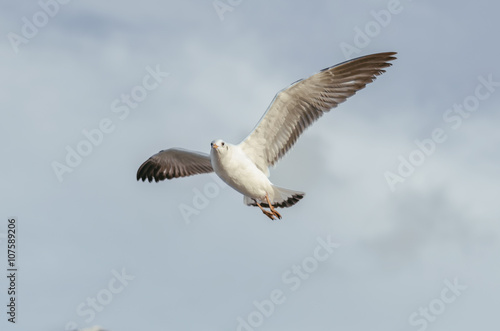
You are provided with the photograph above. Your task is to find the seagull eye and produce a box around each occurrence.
[221,142,225,146]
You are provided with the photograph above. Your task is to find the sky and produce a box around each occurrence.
[1,0,499,330]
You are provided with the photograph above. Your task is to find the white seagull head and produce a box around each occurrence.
[210,139,228,152]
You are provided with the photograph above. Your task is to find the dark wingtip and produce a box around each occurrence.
[136,160,153,182]
[136,165,145,181]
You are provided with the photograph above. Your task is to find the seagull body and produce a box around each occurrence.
[208,139,300,219]
[210,140,272,200]
[137,52,397,220]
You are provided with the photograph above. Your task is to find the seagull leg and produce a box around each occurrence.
[256,201,276,220]
[265,194,282,219]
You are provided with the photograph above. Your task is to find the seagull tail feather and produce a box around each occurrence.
[270,186,305,208]
[244,186,305,208]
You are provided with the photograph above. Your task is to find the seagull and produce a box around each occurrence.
[137,52,397,220]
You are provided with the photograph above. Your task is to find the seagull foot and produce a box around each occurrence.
[271,209,282,219]
[256,201,276,220]
[262,209,276,220]
[265,194,282,220]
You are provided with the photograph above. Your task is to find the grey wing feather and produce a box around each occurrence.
[137,148,213,182]
[239,52,397,173]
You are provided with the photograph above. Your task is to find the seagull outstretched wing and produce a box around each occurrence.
[137,148,213,182]
[239,52,397,174]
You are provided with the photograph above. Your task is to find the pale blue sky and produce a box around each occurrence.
[1,1,499,330]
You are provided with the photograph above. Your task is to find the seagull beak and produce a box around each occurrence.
[212,143,219,149]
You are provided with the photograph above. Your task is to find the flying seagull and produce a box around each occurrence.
[137,52,397,220]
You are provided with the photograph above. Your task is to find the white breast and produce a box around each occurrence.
[210,144,273,200]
